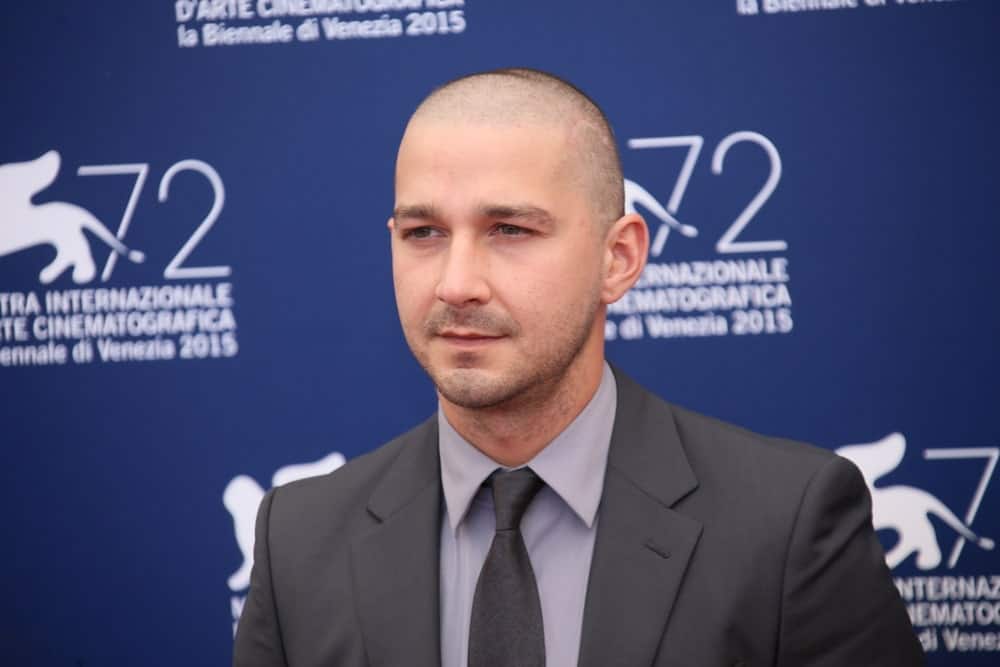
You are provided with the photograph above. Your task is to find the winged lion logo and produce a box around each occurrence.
[0,150,145,283]
[837,433,994,570]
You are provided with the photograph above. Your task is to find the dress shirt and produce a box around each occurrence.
[438,363,617,667]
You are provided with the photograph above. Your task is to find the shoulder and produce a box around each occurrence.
[265,416,436,536]
[672,399,865,511]
[670,401,838,477]
[613,367,861,509]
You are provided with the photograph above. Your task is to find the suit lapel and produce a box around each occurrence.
[351,418,442,667]
[578,370,703,667]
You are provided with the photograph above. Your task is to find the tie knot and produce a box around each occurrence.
[489,467,544,531]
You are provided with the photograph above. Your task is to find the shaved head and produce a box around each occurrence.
[390,67,650,433]
[401,68,624,226]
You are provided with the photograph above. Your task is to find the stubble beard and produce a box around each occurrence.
[414,294,602,411]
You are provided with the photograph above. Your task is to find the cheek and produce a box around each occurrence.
[502,248,601,322]
[394,281,424,319]
[392,258,427,319]
[546,240,604,293]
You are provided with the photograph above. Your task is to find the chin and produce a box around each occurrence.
[433,367,521,410]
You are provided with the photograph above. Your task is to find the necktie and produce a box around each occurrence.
[468,467,546,667]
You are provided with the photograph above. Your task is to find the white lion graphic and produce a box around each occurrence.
[837,433,994,570]
[0,150,145,283]
[223,451,346,592]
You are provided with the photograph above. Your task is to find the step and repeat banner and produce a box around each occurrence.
[2,2,998,665]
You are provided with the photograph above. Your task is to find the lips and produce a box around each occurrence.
[424,307,518,340]
[437,329,505,346]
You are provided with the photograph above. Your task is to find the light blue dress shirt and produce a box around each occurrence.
[438,363,617,667]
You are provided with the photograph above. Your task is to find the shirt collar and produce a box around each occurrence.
[438,362,617,532]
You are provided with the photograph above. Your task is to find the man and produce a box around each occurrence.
[234,68,923,666]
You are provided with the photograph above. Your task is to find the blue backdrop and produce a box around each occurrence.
[2,1,998,664]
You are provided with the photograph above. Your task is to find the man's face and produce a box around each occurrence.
[391,119,607,410]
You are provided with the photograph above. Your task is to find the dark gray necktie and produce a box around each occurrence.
[468,467,546,667]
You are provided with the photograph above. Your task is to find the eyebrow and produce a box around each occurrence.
[478,204,555,228]
[392,203,556,227]
[392,204,439,221]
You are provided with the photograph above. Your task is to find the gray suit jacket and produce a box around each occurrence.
[234,369,924,666]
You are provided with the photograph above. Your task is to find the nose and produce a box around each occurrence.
[434,237,491,306]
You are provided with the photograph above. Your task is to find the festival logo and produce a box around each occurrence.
[0,150,146,284]
[172,0,470,49]
[0,150,238,367]
[612,131,792,342]
[839,433,995,570]
[224,451,347,634]
[838,434,1000,655]
[735,0,970,18]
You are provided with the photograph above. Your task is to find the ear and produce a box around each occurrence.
[601,212,648,304]
[387,217,395,232]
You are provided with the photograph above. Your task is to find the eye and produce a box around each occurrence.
[400,226,441,240]
[493,223,530,237]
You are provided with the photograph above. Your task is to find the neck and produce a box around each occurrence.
[440,343,605,468]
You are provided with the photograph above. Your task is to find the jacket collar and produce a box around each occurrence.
[351,417,443,667]
[577,367,702,667]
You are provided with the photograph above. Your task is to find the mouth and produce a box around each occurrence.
[437,330,506,347]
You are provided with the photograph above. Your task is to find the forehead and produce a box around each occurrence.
[395,120,579,207]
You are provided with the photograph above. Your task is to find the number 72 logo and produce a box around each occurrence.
[625,131,786,257]
[77,159,230,281]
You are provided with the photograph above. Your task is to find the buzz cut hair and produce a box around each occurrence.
[409,67,625,226]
